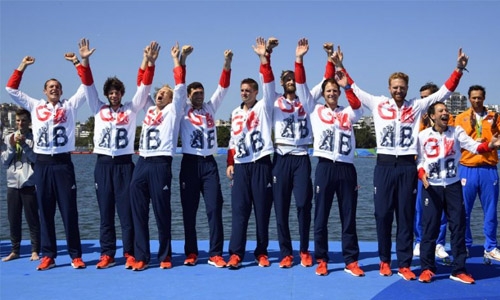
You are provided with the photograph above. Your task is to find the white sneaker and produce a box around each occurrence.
[413,243,420,257]
[435,244,449,259]
[484,248,500,262]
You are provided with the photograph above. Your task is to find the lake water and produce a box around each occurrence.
[0,154,496,246]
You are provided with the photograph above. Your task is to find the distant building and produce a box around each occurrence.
[444,92,468,115]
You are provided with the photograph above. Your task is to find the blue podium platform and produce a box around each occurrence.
[1,240,499,300]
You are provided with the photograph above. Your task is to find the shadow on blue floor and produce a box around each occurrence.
[1,241,499,300]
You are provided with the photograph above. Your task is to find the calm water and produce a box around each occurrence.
[0,154,496,246]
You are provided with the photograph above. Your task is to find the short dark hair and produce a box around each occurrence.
[187,82,204,96]
[321,77,340,95]
[427,102,447,117]
[103,77,125,97]
[44,78,62,90]
[419,82,439,94]
[468,85,486,98]
[240,78,258,91]
[280,70,294,80]
[16,108,31,122]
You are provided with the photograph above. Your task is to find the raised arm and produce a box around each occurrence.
[254,37,275,110]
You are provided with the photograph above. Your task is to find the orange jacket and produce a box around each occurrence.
[454,108,499,166]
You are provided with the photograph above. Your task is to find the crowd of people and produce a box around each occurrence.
[3,37,500,285]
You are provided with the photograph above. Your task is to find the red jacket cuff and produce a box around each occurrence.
[173,66,186,85]
[77,65,94,86]
[143,65,155,85]
[6,69,23,89]
[227,148,235,166]
[324,61,335,79]
[444,70,462,92]
[294,62,306,84]
[345,88,361,109]
[476,141,490,153]
[219,69,231,88]
[418,168,426,180]
[260,63,274,83]
[137,68,145,86]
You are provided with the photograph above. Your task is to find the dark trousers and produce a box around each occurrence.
[94,154,135,257]
[228,155,273,259]
[179,154,224,257]
[373,155,417,268]
[35,154,82,259]
[420,181,467,276]
[272,153,312,257]
[6,186,40,254]
[130,156,172,263]
[314,158,359,264]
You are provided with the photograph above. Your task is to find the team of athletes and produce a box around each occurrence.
[4,37,500,285]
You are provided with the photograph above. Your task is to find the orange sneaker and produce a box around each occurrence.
[96,254,115,269]
[160,256,172,269]
[255,254,270,267]
[344,261,365,277]
[184,253,198,266]
[71,257,86,269]
[124,253,135,269]
[379,261,392,276]
[315,260,328,276]
[226,254,242,269]
[450,273,475,284]
[398,267,416,281]
[300,251,313,267]
[36,256,55,271]
[279,255,294,268]
[132,260,148,271]
[419,269,435,283]
[208,255,226,268]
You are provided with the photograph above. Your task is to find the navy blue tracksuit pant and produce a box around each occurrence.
[228,155,273,259]
[130,156,172,264]
[373,154,417,268]
[94,154,134,258]
[272,153,312,258]
[35,153,82,259]
[314,158,359,264]
[420,181,468,276]
[179,154,224,257]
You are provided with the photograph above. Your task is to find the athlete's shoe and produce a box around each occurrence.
[160,256,172,269]
[124,253,135,269]
[36,256,55,271]
[226,254,242,269]
[315,260,328,276]
[344,261,365,277]
[398,267,416,281]
[132,260,148,271]
[484,248,500,262]
[96,254,115,269]
[300,251,313,267]
[279,255,294,268]
[419,269,435,283]
[413,243,420,257]
[379,261,392,276]
[255,254,270,267]
[435,244,450,259]
[450,273,475,284]
[71,257,86,269]
[208,256,226,268]
[184,253,198,266]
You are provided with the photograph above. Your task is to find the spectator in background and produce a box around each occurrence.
[454,85,500,263]
[1,108,40,262]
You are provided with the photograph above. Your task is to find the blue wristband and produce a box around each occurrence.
[343,84,351,90]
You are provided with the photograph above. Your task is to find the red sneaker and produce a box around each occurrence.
[344,261,365,277]
[124,253,135,270]
[226,254,242,269]
[398,267,416,281]
[36,256,56,271]
[160,256,172,269]
[315,260,328,276]
[419,269,435,283]
[379,261,392,276]
[450,273,475,284]
[96,254,115,269]
[279,255,294,268]
[71,257,86,269]
[300,251,313,267]
[208,255,226,268]
[184,253,198,266]
[255,254,270,267]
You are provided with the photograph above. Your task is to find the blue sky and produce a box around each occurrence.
[2,0,499,123]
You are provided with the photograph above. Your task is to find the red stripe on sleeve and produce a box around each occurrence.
[6,70,23,89]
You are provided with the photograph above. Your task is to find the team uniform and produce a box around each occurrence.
[296,62,363,268]
[455,109,500,257]
[6,69,86,265]
[417,125,491,278]
[227,62,275,263]
[75,64,154,264]
[414,115,455,257]
[179,68,230,261]
[350,69,463,269]
[271,61,334,263]
[1,130,40,258]
[130,65,186,268]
